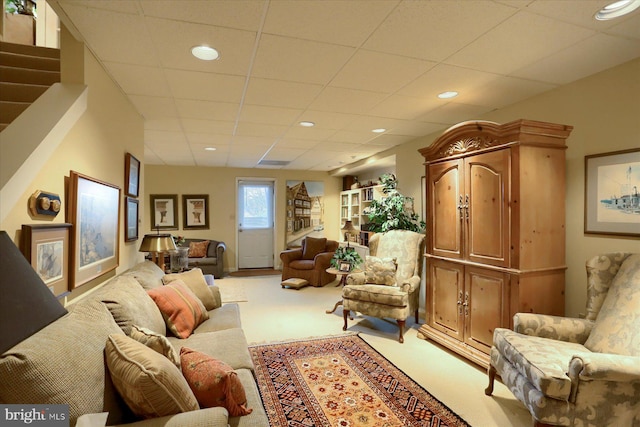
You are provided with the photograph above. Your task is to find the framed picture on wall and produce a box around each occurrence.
[124,153,140,197]
[150,194,178,230]
[67,171,120,288]
[584,148,639,237]
[125,197,139,242]
[182,194,209,229]
[21,223,72,297]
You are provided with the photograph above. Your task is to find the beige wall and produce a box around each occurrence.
[394,57,640,317]
[144,165,342,271]
[0,37,144,301]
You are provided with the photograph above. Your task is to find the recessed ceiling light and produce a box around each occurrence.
[204,147,217,151]
[191,45,219,61]
[595,0,640,20]
[438,91,458,99]
[372,128,386,133]
[299,121,315,127]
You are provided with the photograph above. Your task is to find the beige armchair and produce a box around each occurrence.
[485,253,640,427]
[342,230,425,343]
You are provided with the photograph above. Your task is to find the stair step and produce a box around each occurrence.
[0,51,60,72]
[0,65,60,85]
[0,82,49,102]
[0,41,60,59]
[0,100,30,123]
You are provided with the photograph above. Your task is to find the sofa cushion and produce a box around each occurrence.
[342,283,408,308]
[189,240,209,258]
[364,256,397,285]
[180,347,252,416]
[302,237,326,260]
[129,325,180,368]
[289,259,315,270]
[96,274,166,336]
[584,254,640,356]
[147,281,209,338]
[163,268,217,310]
[105,334,199,419]
[121,260,165,290]
[0,300,130,427]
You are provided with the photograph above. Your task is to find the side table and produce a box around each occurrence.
[325,268,361,315]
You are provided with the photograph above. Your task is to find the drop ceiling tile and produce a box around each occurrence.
[226,157,261,168]
[262,147,307,161]
[60,0,140,14]
[143,147,163,165]
[281,126,336,141]
[180,119,236,134]
[309,87,387,115]
[145,118,182,132]
[330,50,435,93]
[140,0,265,31]
[251,34,355,84]
[153,151,196,166]
[318,142,362,152]
[368,94,442,120]
[144,130,187,146]
[175,100,239,121]
[244,78,323,109]
[239,105,303,126]
[366,134,413,147]
[446,11,596,75]
[398,64,498,101]
[129,95,178,119]
[296,110,360,129]
[363,0,517,61]
[164,69,246,102]
[328,130,377,144]
[605,13,640,39]
[103,63,171,97]
[196,156,230,167]
[275,138,321,149]
[231,136,275,147]
[463,76,556,109]
[525,0,623,30]
[263,0,396,47]
[387,120,445,137]
[343,116,404,133]
[146,17,256,76]
[235,122,288,138]
[186,133,233,146]
[416,102,498,125]
[511,33,640,85]
[57,3,158,66]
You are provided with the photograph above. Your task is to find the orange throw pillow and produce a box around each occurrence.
[188,240,210,258]
[180,347,252,417]
[147,281,209,338]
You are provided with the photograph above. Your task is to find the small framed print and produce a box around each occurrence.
[183,194,209,229]
[339,261,352,273]
[125,153,140,197]
[584,148,639,237]
[125,197,139,242]
[150,194,178,230]
[21,223,72,297]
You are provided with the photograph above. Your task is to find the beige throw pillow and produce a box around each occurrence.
[105,334,199,419]
[365,256,397,286]
[129,325,180,368]
[163,268,216,310]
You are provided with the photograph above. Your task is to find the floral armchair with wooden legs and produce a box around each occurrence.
[485,252,640,427]
[342,230,425,343]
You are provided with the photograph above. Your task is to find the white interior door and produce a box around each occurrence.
[237,180,275,269]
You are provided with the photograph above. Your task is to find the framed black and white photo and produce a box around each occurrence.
[584,148,639,237]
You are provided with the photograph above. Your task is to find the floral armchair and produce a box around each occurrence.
[342,230,425,343]
[485,253,640,427]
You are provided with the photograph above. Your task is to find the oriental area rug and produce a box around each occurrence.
[249,334,471,427]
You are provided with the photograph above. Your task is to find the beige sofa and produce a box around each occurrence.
[0,261,267,427]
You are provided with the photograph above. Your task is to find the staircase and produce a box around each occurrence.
[0,41,61,132]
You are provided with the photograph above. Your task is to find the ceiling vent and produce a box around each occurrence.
[258,160,290,166]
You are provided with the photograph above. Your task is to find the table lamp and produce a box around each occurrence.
[341,220,357,247]
[139,228,176,272]
[0,230,68,354]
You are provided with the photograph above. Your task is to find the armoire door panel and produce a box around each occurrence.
[465,150,510,267]
[429,160,463,259]
[465,267,508,353]
[428,259,464,341]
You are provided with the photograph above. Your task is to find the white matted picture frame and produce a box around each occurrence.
[183,194,209,229]
[67,171,121,288]
[21,223,72,297]
[584,148,640,237]
[124,152,140,197]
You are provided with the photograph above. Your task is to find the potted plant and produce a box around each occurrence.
[330,246,363,272]
[363,174,425,233]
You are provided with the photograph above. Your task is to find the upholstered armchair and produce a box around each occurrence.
[280,236,339,287]
[485,253,640,427]
[342,230,425,343]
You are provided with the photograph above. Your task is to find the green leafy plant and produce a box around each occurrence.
[330,246,363,270]
[364,173,425,233]
[5,0,35,16]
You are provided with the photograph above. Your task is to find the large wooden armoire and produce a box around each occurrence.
[417,119,573,368]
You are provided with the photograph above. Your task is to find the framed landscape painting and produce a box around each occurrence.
[584,148,640,237]
[21,223,72,297]
[67,171,120,288]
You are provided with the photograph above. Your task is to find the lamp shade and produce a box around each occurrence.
[341,220,356,234]
[0,230,68,354]
[138,234,177,253]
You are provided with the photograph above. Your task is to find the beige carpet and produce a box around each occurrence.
[228,268,282,277]
[215,276,249,303]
